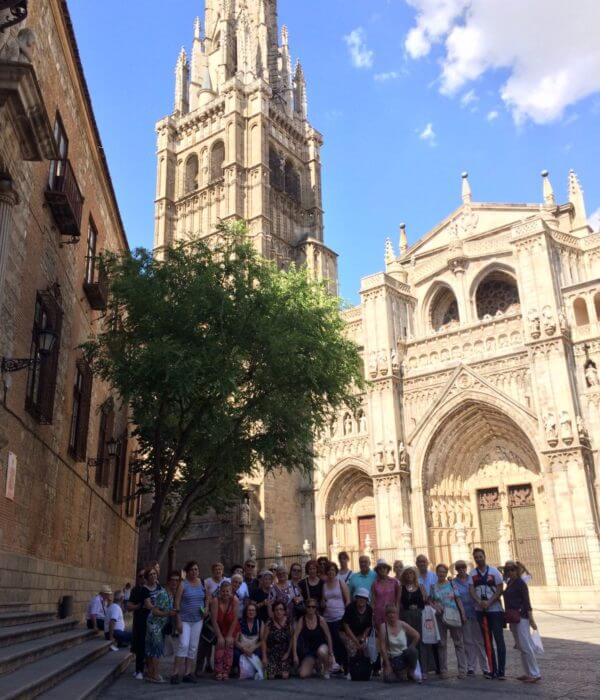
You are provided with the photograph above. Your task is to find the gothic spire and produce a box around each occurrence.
[294,60,307,119]
[568,169,587,232]
[385,237,395,265]
[174,47,189,116]
[541,170,555,207]
[461,171,472,204]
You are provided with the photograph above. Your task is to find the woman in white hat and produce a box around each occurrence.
[340,588,373,662]
[372,559,400,628]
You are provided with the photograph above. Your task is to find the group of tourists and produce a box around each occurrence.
[86,547,542,685]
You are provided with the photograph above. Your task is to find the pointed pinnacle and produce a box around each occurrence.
[541,170,555,206]
[461,171,472,204]
[399,223,408,254]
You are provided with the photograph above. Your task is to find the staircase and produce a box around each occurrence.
[0,604,131,699]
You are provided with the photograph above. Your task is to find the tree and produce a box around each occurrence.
[83,222,363,562]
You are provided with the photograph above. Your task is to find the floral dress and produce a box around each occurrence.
[264,619,291,679]
[145,588,173,658]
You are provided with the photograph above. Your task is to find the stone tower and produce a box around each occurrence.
[154,0,337,565]
[154,0,337,290]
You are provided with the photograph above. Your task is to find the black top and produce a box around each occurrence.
[502,577,532,619]
[401,585,425,610]
[129,584,163,625]
[299,577,324,603]
[299,617,327,654]
[342,601,373,636]
[252,588,272,623]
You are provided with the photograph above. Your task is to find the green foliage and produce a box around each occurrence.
[83,222,363,559]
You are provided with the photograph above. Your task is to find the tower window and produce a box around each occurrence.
[210,141,225,182]
[284,160,301,203]
[270,147,284,191]
[185,154,199,193]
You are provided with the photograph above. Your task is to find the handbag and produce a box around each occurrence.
[504,608,521,624]
[530,629,544,655]
[239,653,264,680]
[442,605,463,628]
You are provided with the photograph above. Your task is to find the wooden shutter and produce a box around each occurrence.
[37,290,63,424]
[74,360,93,460]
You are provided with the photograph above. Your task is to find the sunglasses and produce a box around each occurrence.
[306,604,317,609]
[505,566,516,572]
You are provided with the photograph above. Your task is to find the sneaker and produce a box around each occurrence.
[467,670,475,676]
[170,675,180,685]
[323,672,330,680]
[134,672,144,681]
[346,673,352,681]
[110,644,119,652]
[483,671,494,679]
[182,674,197,683]
[497,674,506,680]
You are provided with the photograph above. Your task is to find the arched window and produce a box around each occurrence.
[475,271,520,319]
[594,292,600,322]
[210,140,225,182]
[574,297,590,326]
[184,154,198,194]
[284,160,301,203]
[430,286,460,332]
[269,147,284,191]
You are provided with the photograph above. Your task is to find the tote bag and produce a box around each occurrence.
[421,605,441,643]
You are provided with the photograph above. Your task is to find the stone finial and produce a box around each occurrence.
[541,169,555,207]
[174,47,189,115]
[568,169,588,231]
[294,60,308,118]
[281,25,289,47]
[461,171,472,204]
[399,223,408,254]
[385,237,395,265]
[194,16,202,40]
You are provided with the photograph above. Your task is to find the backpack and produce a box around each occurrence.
[349,652,372,681]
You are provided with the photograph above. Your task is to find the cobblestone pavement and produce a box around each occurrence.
[102,610,600,699]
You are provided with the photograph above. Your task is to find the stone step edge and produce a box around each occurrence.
[38,649,132,700]
[0,639,110,700]
[0,628,95,677]
[0,618,78,648]
[0,612,56,628]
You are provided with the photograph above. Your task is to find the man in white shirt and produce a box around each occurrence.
[106,590,132,650]
[86,585,111,631]
[469,547,505,679]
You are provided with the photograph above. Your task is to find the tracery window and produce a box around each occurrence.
[284,160,301,203]
[475,272,520,319]
[430,286,460,332]
[269,147,284,191]
[184,154,199,193]
[210,141,225,182]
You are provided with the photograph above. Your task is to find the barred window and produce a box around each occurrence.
[68,360,93,460]
[84,218,97,284]
[25,291,63,424]
[95,398,114,487]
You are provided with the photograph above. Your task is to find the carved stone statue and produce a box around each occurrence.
[398,441,408,468]
[378,349,388,376]
[559,410,573,443]
[558,309,568,333]
[386,440,395,469]
[343,413,353,435]
[249,543,257,560]
[585,363,600,387]
[374,443,385,472]
[368,351,378,378]
[528,309,541,339]
[390,347,400,373]
[239,499,250,527]
[359,411,367,433]
[0,27,35,63]
[544,412,557,443]
[542,306,556,336]
[576,415,588,441]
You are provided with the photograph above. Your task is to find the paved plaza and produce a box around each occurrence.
[103,610,600,699]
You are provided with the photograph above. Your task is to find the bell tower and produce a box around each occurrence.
[154,0,337,290]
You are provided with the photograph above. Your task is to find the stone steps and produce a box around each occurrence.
[0,627,95,676]
[0,618,78,648]
[0,611,56,628]
[0,637,112,700]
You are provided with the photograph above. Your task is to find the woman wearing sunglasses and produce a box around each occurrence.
[502,560,541,683]
[292,598,334,679]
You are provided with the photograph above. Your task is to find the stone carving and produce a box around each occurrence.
[374,443,385,473]
[249,543,257,560]
[528,309,541,339]
[368,351,378,378]
[390,347,400,373]
[0,18,35,62]
[398,441,408,469]
[576,415,588,442]
[559,411,573,445]
[358,410,367,433]
[585,362,599,387]
[542,306,556,336]
[239,498,250,527]
[343,413,353,435]
[544,412,558,446]
[378,349,388,376]
[386,440,395,470]
[558,309,568,333]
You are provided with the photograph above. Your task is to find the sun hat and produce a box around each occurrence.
[100,585,113,595]
[375,559,391,572]
[354,587,370,600]
[259,569,274,578]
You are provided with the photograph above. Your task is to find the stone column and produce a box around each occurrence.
[0,175,18,305]
[399,523,414,565]
[584,521,600,586]
[538,520,558,586]
[451,521,470,565]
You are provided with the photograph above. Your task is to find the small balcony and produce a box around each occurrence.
[83,258,108,310]
[45,159,84,238]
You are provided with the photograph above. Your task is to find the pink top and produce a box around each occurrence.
[373,577,400,625]
[322,579,346,622]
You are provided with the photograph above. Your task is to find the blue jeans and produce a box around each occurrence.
[476,611,506,676]
[108,629,132,646]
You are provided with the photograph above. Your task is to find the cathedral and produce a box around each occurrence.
[155,0,600,608]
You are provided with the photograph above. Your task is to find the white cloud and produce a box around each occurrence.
[344,27,374,69]
[486,110,499,122]
[589,208,600,231]
[419,122,437,146]
[404,0,600,125]
[460,88,478,108]
[374,71,401,82]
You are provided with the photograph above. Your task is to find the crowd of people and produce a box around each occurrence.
[85,547,542,685]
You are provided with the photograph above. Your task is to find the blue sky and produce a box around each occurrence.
[70,0,600,304]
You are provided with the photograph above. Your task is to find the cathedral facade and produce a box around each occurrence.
[155,2,600,607]
[314,172,600,608]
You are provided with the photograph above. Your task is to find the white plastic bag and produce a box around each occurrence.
[422,605,441,644]
[530,629,544,655]
[239,653,264,680]
[366,628,379,663]
[412,660,423,681]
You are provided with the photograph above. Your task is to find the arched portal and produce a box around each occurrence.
[422,400,546,583]
[325,467,375,559]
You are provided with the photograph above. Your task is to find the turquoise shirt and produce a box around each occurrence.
[348,569,377,599]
